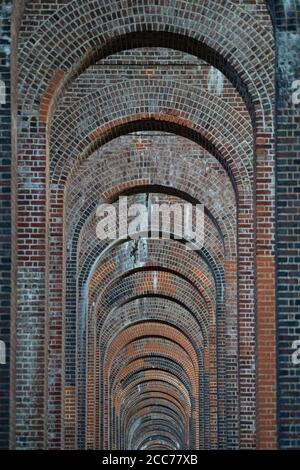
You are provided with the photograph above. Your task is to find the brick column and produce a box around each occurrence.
[15,124,48,448]
[0,0,12,450]
[256,132,277,449]
[224,258,239,448]
[47,188,64,448]
[273,0,300,449]
[238,193,256,448]
[86,306,96,449]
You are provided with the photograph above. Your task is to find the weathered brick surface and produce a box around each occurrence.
[269,0,300,450]
[2,0,298,451]
[0,0,12,450]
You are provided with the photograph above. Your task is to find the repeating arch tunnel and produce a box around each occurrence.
[8,0,287,450]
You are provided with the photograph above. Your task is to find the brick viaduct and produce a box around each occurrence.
[0,0,299,450]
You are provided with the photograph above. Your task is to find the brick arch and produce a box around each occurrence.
[80,232,220,359]
[120,390,191,446]
[49,96,262,452]
[77,202,225,280]
[136,428,181,451]
[100,369,194,451]
[111,346,196,440]
[67,167,230,416]
[98,297,206,354]
[44,82,253,450]
[101,322,201,449]
[116,378,192,417]
[112,367,204,450]
[117,374,191,412]
[18,0,274,119]
[85,239,234,448]
[119,388,190,430]
[65,155,236,448]
[88,255,214,436]
[94,296,213,357]
[91,297,207,448]
[12,0,277,451]
[48,89,250,448]
[50,81,253,185]
[96,270,211,334]
[88,240,216,317]
[93,297,214,449]
[111,368,192,446]
[74,189,228,305]
[124,403,187,450]
[65,139,236,257]
[73,212,232,448]
[87,239,220,334]
[120,392,189,446]
[63,119,246,193]
[45,110,248,452]
[63,176,220,448]
[117,376,192,415]
[132,420,184,451]
[108,339,198,447]
[74,185,228,266]
[54,104,244,454]
[109,340,198,386]
[0,1,282,452]
[78,199,224,294]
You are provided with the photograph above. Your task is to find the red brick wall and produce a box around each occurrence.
[0,0,283,450]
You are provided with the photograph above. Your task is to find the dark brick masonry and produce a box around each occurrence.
[0,0,299,450]
[0,0,11,450]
